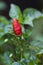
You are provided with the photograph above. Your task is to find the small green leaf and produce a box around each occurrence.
[12,62,20,65]
[0,16,8,25]
[9,4,23,23]
[28,60,35,65]
[4,24,13,34]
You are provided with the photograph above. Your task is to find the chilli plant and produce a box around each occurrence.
[0,3,43,65]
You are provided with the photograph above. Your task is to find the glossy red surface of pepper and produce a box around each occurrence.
[12,18,22,35]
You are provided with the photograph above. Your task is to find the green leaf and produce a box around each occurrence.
[9,4,23,23]
[23,8,43,26]
[36,49,43,64]
[20,59,29,65]
[0,16,9,38]
[0,52,13,65]
[30,41,43,50]
[0,16,13,38]
[22,24,33,39]
[28,60,35,65]
[12,62,20,65]
[30,17,43,53]
[0,16,8,25]
[32,16,43,42]
[36,49,43,55]
[4,24,13,34]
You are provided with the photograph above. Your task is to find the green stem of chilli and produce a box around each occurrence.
[19,36,23,59]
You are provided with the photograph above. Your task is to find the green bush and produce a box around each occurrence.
[0,3,43,65]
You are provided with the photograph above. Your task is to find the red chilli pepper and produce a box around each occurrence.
[12,18,22,35]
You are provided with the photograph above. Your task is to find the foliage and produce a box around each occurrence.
[0,3,43,65]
